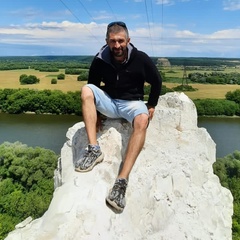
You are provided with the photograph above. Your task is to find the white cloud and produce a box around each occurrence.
[1,20,240,57]
[155,0,175,5]
[223,0,240,10]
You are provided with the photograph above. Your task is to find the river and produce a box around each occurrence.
[0,113,80,155]
[0,113,239,158]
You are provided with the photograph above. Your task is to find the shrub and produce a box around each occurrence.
[57,73,65,80]
[19,74,40,85]
[51,78,57,84]
[77,70,89,81]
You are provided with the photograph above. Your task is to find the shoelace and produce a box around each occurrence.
[114,180,127,197]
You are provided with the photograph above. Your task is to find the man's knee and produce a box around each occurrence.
[133,114,149,130]
[81,85,94,101]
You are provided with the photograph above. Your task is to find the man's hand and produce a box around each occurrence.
[147,104,155,120]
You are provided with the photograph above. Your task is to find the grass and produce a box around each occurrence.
[1,68,240,100]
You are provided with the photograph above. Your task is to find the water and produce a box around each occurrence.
[0,113,80,154]
[198,116,240,158]
[0,113,240,157]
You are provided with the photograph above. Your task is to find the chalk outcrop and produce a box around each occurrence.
[6,92,233,240]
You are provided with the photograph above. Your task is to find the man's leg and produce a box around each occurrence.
[75,85,103,172]
[118,113,149,179]
[81,85,98,145]
[106,113,149,212]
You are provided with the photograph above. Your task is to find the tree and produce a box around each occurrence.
[226,89,240,104]
[77,70,89,81]
[213,151,240,240]
[0,142,58,239]
[51,78,57,84]
[57,73,65,80]
[19,74,40,85]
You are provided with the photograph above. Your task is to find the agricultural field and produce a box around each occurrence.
[0,69,85,93]
[1,65,240,100]
[161,65,240,99]
[165,82,240,99]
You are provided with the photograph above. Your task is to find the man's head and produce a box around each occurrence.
[106,21,130,60]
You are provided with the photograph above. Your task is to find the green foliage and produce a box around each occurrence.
[0,56,93,71]
[213,151,240,240]
[19,74,40,85]
[188,72,240,85]
[194,99,239,116]
[194,89,240,116]
[65,68,89,75]
[172,85,197,92]
[77,70,89,81]
[0,214,19,239]
[0,142,58,239]
[57,73,65,80]
[226,89,240,104]
[167,57,240,67]
[51,78,57,84]
[0,88,81,115]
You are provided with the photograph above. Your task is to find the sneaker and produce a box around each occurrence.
[106,178,128,213]
[75,145,104,172]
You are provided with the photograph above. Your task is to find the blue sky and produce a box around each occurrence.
[1,0,240,57]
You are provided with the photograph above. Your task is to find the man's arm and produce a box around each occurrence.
[88,57,102,87]
[145,56,162,107]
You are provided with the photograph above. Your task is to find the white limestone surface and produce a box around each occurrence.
[5,92,233,240]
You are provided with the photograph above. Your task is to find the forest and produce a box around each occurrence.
[0,142,58,239]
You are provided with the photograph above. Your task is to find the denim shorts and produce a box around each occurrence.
[87,84,149,123]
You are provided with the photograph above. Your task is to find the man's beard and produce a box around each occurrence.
[112,47,126,58]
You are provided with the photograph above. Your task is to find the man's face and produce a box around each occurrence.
[107,31,130,58]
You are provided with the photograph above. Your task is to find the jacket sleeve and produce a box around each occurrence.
[144,54,162,107]
[88,57,102,87]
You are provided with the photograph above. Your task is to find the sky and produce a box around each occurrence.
[1,0,240,58]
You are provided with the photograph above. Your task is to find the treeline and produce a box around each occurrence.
[194,99,240,116]
[189,72,240,85]
[0,85,167,115]
[0,56,92,71]
[0,142,58,239]
[168,57,240,67]
[213,151,240,240]
[1,56,240,71]
[0,89,81,115]
[193,89,240,116]
[1,88,240,116]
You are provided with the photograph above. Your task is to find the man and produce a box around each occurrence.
[75,21,162,213]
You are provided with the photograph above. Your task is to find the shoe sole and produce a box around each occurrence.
[75,152,104,172]
[106,195,124,213]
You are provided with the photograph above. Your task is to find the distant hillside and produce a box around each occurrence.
[0,56,240,69]
[166,57,240,67]
[0,55,94,63]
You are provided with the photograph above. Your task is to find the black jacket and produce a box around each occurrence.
[88,43,162,107]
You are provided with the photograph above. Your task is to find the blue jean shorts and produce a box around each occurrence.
[87,84,149,124]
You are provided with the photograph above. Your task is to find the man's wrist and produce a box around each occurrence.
[146,103,155,108]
